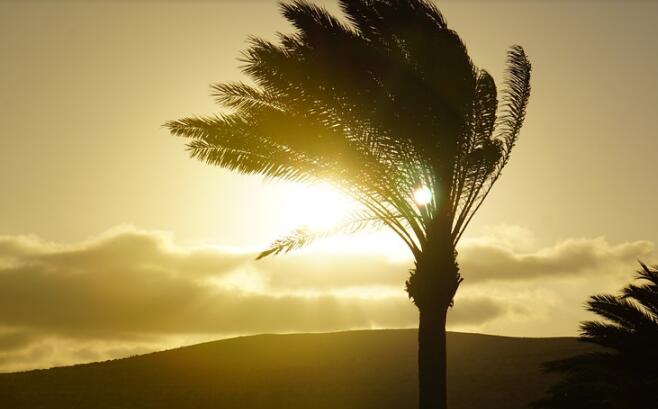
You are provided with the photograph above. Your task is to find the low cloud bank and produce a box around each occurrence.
[0,226,653,371]
[460,236,653,283]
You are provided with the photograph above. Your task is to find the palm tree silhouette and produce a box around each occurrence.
[166,1,531,408]
[533,263,658,409]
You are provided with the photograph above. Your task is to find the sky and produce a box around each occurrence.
[1,0,657,372]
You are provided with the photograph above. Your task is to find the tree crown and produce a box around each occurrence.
[166,0,531,260]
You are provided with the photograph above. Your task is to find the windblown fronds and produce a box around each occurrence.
[166,0,532,260]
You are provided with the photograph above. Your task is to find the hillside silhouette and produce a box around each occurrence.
[0,330,592,409]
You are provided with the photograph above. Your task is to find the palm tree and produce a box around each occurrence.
[533,263,658,409]
[166,1,531,408]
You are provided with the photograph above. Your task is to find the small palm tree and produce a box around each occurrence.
[166,1,531,408]
[533,263,658,409]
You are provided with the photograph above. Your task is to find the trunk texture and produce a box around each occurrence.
[406,182,461,409]
[418,305,449,409]
[406,224,461,409]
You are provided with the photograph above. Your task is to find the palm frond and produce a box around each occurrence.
[452,46,531,244]
[210,82,283,112]
[586,294,657,332]
[617,262,658,325]
[495,45,532,161]
[281,0,354,39]
[257,208,395,259]
[579,320,635,350]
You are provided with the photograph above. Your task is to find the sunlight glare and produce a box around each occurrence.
[283,184,356,231]
[414,186,432,206]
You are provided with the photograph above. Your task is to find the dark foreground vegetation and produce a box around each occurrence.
[0,330,592,409]
[533,264,658,409]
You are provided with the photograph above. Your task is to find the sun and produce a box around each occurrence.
[275,182,410,259]
[414,186,433,206]
[282,183,356,231]
[280,184,433,232]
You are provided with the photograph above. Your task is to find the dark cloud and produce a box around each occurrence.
[449,297,505,326]
[0,343,54,368]
[0,329,39,352]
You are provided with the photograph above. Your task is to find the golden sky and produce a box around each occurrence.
[1,0,657,371]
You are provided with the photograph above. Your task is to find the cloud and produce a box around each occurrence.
[0,227,508,371]
[0,225,654,372]
[0,227,501,337]
[257,253,407,290]
[0,227,249,277]
[459,237,654,283]
[0,329,39,352]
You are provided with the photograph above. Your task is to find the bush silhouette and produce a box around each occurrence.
[532,263,658,409]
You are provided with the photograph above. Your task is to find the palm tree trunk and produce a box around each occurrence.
[407,212,460,409]
[407,238,459,409]
[418,305,449,409]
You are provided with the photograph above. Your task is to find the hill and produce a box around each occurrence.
[0,329,592,409]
